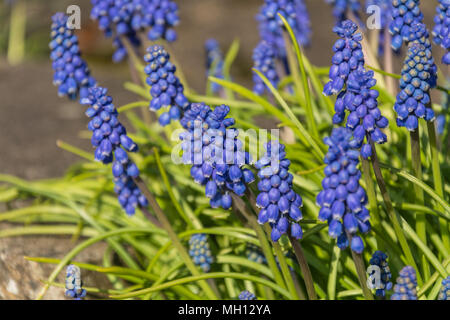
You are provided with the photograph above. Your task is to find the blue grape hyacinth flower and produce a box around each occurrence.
[390,266,418,300]
[205,39,225,94]
[252,41,279,95]
[144,45,190,126]
[389,0,424,51]
[238,290,257,300]
[325,0,362,26]
[65,265,87,300]
[394,43,436,131]
[50,13,97,102]
[189,234,213,272]
[433,0,450,65]
[438,276,450,300]
[180,103,254,209]
[90,0,180,62]
[246,244,267,265]
[316,128,370,254]
[83,87,138,164]
[323,20,365,96]
[255,141,304,242]
[368,251,393,297]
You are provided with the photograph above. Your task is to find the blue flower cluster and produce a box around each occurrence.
[180,103,254,209]
[316,128,370,254]
[50,13,97,102]
[84,87,138,163]
[83,87,147,215]
[368,251,393,297]
[324,20,387,158]
[390,266,418,300]
[438,276,450,300]
[238,290,257,300]
[65,265,87,300]
[394,43,436,131]
[189,234,213,272]
[433,0,450,65]
[252,41,279,95]
[205,39,225,94]
[325,0,362,25]
[323,20,364,96]
[389,0,424,51]
[246,244,267,265]
[365,0,393,55]
[252,0,311,94]
[255,141,304,242]
[144,45,190,126]
[90,0,180,62]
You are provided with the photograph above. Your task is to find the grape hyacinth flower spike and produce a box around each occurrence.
[432,0,450,65]
[438,276,450,300]
[65,265,87,300]
[394,43,436,131]
[188,234,214,273]
[238,290,257,300]
[324,20,387,158]
[323,20,364,96]
[50,13,96,102]
[83,87,148,215]
[255,141,304,242]
[252,41,279,95]
[246,244,267,265]
[180,103,254,209]
[90,0,180,62]
[144,45,190,126]
[368,251,393,297]
[205,39,225,94]
[316,128,371,254]
[389,0,424,51]
[390,266,418,300]
[325,0,362,26]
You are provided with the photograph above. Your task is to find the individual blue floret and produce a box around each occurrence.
[180,103,254,210]
[390,266,418,300]
[433,0,450,65]
[394,43,436,131]
[90,0,180,62]
[325,0,362,25]
[65,265,87,300]
[438,276,450,300]
[83,86,138,164]
[144,45,190,126]
[255,141,304,242]
[238,290,257,300]
[316,128,370,254]
[252,41,279,95]
[368,251,393,297]
[323,20,365,96]
[189,234,214,272]
[205,39,225,94]
[50,13,97,102]
[389,0,424,51]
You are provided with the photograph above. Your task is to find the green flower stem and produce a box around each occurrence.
[410,129,430,280]
[7,0,26,66]
[230,194,288,295]
[383,29,396,97]
[133,173,218,300]
[328,244,341,300]
[426,121,449,250]
[361,157,382,228]
[346,233,374,300]
[368,140,423,286]
[289,236,317,300]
